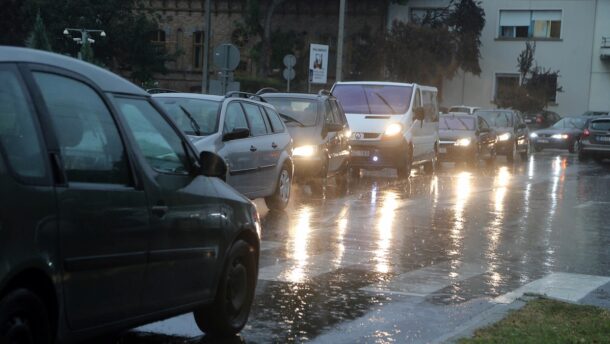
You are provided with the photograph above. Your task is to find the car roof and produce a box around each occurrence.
[0,46,147,96]
[152,93,224,101]
[334,81,438,92]
[476,109,514,113]
[260,92,323,101]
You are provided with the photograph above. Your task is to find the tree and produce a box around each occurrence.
[26,11,52,51]
[243,0,287,77]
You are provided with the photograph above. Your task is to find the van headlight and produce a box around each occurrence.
[384,123,403,137]
[293,145,317,157]
[497,133,511,141]
[530,133,538,138]
[455,138,471,146]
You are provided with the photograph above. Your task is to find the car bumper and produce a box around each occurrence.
[532,138,572,150]
[293,156,325,180]
[438,143,476,161]
[350,138,407,169]
[581,141,610,157]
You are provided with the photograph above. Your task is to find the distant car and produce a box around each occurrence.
[0,46,261,342]
[581,111,609,117]
[530,116,589,153]
[523,110,561,129]
[579,116,610,162]
[154,92,293,210]
[439,113,497,165]
[260,90,351,194]
[475,109,530,162]
[449,105,481,115]
[332,82,439,178]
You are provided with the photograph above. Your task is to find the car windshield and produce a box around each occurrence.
[333,84,413,114]
[477,111,513,127]
[552,117,587,129]
[263,98,318,126]
[440,116,476,130]
[450,107,471,114]
[591,120,610,131]
[582,111,609,117]
[155,97,220,136]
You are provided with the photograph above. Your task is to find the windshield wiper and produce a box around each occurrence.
[279,113,305,127]
[372,92,397,114]
[179,105,202,136]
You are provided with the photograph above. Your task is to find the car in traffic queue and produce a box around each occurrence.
[0,46,261,343]
[523,110,561,130]
[448,105,481,115]
[332,82,439,178]
[153,92,293,210]
[580,110,609,117]
[260,90,351,194]
[475,109,530,162]
[438,113,497,165]
[530,116,589,153]
[578,116,610,162]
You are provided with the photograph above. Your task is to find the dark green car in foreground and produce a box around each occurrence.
[0,47,261,343]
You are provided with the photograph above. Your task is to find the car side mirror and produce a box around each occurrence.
[199,151,227,179]
[413,107,425,122]
[222,127,250,141]
[327,123,344,132]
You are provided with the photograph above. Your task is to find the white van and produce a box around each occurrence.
[332,82,439,177]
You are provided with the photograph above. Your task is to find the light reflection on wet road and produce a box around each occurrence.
[123,152,610,343]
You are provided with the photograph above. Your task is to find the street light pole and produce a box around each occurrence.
[336,0,346,82]
[202,0,211,93]
[63,28,106,60]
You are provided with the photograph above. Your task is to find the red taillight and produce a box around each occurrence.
[536,115,543,124]
[583,128,590,137]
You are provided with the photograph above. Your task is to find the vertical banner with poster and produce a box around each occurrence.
[309,44,329,84]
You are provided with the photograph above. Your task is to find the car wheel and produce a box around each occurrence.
[335,166,349,196]
[506,142,517,163]
[0,289,52,344]
[593,157,605,164]
[309,162,328,196]
[569,140,579,154]
[397,145,413,179]
[264,165,291,210]
[194,240,256,336]
[519,142,529,160]
[468,148,480,167]
[485,146,497,165]
[578,150,589,161]
[423,148,437,175]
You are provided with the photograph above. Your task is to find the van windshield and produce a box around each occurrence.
[333,84,413,115]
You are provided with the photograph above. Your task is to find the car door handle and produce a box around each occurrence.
[271,142,278,149]
[250,145,257,152]
[151,204,169,218]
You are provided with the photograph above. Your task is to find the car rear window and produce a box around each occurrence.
[333,84,413,115]
[264,98,318,127]
[551,117,587,129]
[440,116,476,130]
[591,120,610,131]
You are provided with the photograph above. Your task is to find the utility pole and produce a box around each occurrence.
[336,0,346,82]
[202,0,211,93]
[63,28,106,60]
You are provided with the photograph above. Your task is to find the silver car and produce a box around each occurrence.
[153,92,293,210]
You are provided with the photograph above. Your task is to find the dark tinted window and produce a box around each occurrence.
[34,72,129,184]
[477,111,514,128]
[156,97,220,135]
[333,84,413,114]
[324,101,335,125]
[551,117,587,129]
[116,98,189,175]
[329,100,344,124]
[243,103,268,136]
[264,98,318,127]
[478,116,490,129]
[591,120,610,131]
[0,67,46,179]
[440,116,476,130]
[224,102,249,133]
[264,107,285,133]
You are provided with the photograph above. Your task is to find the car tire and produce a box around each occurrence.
[569,140,579,154]
[0,289,52,344]
[423,148,437,175]
[265,165,291,210]
[335,166,349,196]
[309,162,328,196]
[397,145,413,179]
[519,142,529,160]
[506,142,517,163]
[485,147,497,165]
[578,151,589,161]
[194,240,257,336]
[468,148,480,167]
[593,157,605,164]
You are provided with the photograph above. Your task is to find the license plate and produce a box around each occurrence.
[352,150,370,157]
[598,136,610,142]
[537,139,549,143]
[439,147,447,154]
[525,119,532,123]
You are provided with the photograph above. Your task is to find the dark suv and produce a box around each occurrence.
[261,90,351,194]
[0,47,260,342]
[475,109,530,162]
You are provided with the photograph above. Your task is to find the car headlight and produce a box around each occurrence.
[251,206,262,238]
[384,123,403,136]
[454,138,472,146]
[551,134,569,140]
[497,133,511,141]
[293,145,317,157]
[530,133,538,138]
[344,129,352,138]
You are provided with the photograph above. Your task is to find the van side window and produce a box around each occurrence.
[413,89,422,116]
[34,72,130,184]
[0,66,46,180]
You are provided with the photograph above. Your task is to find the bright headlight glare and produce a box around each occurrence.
[455,138,472,146]
[497,133,511,141]
[530,133,538,138]
[293,145,317,157]
[384,123,403,136]
[344,129,352,138]
[551,134,569,140]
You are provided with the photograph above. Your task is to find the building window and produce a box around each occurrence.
[499,10,561,39]
[495,73,520,102]
[545,74,558,103]
[192,31,204,69]
[149,29,166,54]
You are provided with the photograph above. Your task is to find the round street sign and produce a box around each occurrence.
[213,44,240,70]
[283,68,296,81]
[283,54,297,68]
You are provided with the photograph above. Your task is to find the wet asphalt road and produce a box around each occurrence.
[122,151,610,343]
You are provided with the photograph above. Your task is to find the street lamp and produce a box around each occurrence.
[63,28,107,60]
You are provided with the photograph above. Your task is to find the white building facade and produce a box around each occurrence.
[388,0,610,115]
